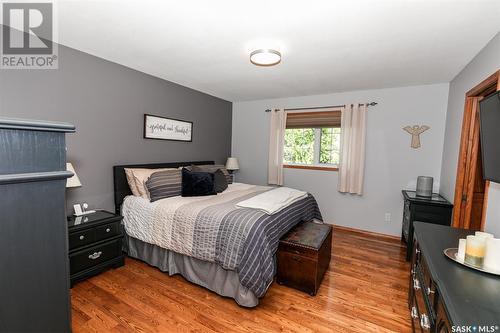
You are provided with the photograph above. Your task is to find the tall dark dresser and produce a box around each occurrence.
[0,118,75,332]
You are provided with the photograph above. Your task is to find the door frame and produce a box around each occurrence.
[453,70,500,230]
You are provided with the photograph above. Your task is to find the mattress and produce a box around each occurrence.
[121,182,322,301]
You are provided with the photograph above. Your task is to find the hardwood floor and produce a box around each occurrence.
[71,227,412,333]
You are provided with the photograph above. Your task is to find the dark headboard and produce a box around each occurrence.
[113,160,214,214]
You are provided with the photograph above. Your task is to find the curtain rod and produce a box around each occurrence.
[264,102,378,112]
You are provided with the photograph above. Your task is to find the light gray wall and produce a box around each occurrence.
[0,44,232,213]
[439,32,500,236]
[232,84,449,236]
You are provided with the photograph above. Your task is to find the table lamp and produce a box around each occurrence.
[226,157,239,174]
[66,163,82,188]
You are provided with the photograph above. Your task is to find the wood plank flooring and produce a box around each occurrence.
[71,227,412,333]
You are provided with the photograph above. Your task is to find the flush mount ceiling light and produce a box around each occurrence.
[250,49,281,66]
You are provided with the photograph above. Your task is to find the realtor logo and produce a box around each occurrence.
[1,1,58,69]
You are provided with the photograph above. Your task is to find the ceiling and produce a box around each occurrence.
[57,0,500,102]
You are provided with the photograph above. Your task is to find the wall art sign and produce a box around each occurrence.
[144,114,193,142]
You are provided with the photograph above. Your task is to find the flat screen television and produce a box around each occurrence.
[479,91,500,183]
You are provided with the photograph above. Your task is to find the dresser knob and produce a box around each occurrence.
[411,306,419,319]
[88,251,102,260]
[415,248,420,255]
[426,287,434,295]
[413,277,421,290]
[79,235,85,240]
[420,313,431,330]
[106,228,111,233]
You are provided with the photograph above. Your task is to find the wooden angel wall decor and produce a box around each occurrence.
[403,125,430,149]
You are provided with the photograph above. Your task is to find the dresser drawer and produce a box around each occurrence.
[70,239,122,275]
[413,204,451,225]
[68,228,95,250]
[419,257,437,308]
[95,221,121,242]
[413,269,434,332]
[410,292,424,333]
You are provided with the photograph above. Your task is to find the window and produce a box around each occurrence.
[319,127,341,165]
[283,111,341,170]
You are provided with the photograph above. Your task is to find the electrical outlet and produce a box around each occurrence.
[385,213,391,223]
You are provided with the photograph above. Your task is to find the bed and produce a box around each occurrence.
[113,161,322,307]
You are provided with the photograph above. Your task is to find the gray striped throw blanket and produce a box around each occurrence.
[122,183,322,297]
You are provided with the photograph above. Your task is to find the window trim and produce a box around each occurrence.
[312,128,321,165]
[283,164,338,172]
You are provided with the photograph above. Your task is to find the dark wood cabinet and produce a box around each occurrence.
[0,118,75,332]
[402,190,453,261]
[409,223,500,332]
[68,211,125,286]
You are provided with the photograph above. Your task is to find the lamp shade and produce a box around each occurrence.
[226,157,239,171]
[66,163,82,188]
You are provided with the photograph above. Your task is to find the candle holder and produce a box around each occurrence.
[464,235,486,268]
[444,248,500,276]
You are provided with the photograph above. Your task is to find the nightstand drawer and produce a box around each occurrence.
[70,239,122,275]
[95,221,121,242]
[68,228,95,250]
[413,205,451,225]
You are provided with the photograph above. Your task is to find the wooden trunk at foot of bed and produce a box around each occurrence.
[276,222,332,296]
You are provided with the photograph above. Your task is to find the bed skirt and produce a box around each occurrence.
[123,234,259,307]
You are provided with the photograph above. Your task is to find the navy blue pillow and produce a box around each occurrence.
[181,168,216,197]
[213,169,228,193]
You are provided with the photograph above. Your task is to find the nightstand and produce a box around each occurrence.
[68,211,125,287]
[401,190,453,261]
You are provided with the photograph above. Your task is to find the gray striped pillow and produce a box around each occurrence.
[145,169,182,202]
[191,164,233,184]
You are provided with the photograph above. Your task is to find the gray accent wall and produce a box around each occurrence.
[439,32,500,236]
[0,44,232,213]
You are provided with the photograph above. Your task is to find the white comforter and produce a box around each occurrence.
[235,186,307,214]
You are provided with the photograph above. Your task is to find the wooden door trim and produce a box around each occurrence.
[466,71,499,97]
[453,97,474,228]
[453,70,499,229]
[480,180,490,230]
[462,98,480,229]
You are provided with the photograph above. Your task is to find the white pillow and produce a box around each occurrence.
[124,168,140,196]
[125,168,177,198]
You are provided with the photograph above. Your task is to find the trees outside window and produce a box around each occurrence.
[284,127,340,166]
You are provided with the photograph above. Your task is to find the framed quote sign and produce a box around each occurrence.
[143,114,193,142]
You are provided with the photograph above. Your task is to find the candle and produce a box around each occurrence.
[465,235,486,267]
[475,231,494,240]
[484,238,500,272]
[457,238,466,262]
